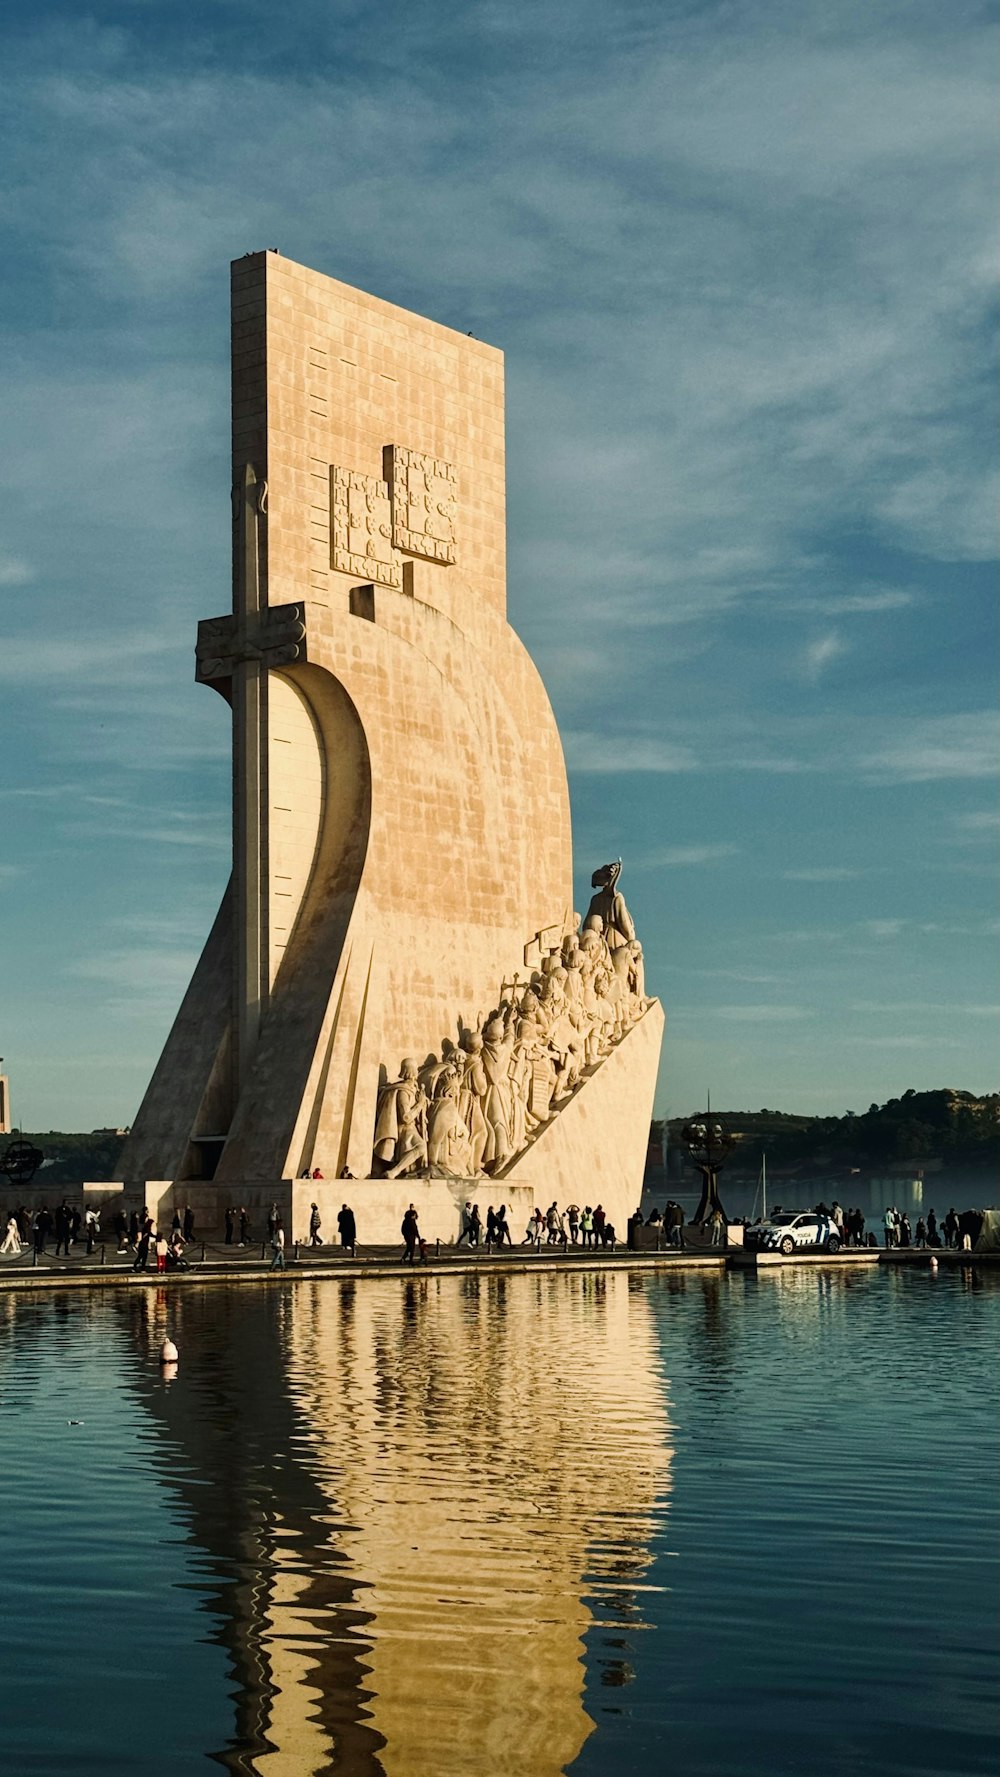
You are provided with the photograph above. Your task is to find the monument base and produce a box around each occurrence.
[125,1004,663,1246]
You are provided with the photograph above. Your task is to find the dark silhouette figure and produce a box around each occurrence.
[337,1203,357,1255]
[401,1206,419,1263]
[54,1201,72,1257]
[33,1205,52,1256]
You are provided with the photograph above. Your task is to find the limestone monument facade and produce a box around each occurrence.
[117,252,663,1239]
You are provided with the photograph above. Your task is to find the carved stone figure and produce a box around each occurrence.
[427,1061,475,1177]
[456,1030,490,1176]
[370,861,650,1176]
[586,861,636,954]
[480,1011,517,1171]
[373,1060,427,1179]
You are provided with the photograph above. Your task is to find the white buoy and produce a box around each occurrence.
[159,1337,179,1363]
[929,1257,938,1273]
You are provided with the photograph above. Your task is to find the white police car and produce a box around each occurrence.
[744,1211,841,1256]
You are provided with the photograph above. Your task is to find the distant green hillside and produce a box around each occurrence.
[2,1130,126,1187]
[660,1089,1000,1171]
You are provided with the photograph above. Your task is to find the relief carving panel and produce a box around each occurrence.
[330,467,400,587]
[385,445,456,565]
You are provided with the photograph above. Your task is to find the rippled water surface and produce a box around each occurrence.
[1,1266,996,1775]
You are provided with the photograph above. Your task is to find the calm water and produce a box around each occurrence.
[0,1267,996,1776]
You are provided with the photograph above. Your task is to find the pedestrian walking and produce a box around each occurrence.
[84,1206,100,1255]
[239,1207,250,1245]
[270,1221,286,1269]
[183,1204,195,1241]
[224,1206,235,1246]
[308,1203,323,1248]
[337,1203,357,1255]
[469,1204,482,1247]
[401,1205,419,1262]
[456,1201,474,1247]
[1,1215,22,1255]
[54,1200,72,1257]
[34,1205,52,1256]
[495,1205,512,1246]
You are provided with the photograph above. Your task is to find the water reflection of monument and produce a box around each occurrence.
[126,1273,673,1775]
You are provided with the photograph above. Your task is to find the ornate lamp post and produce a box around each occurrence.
[681,1111,732,1226]
[1,1135,44,1187]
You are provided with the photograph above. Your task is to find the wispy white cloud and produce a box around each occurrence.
[0,783,80,800]
[0,631,178,684]
[635,843,740,868]
[862,918,907,940]
[67,947,199,995]
[803,631,849,681]
[711,1004,810,1023]
[783,866,863,882]
[850,1000,999,1017]
[0,557,35,586]
[780,586,917,616]
[860,712,998,782]
[564,732,699,773]
[952,809,1000,837]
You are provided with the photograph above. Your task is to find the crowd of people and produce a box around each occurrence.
[879,1204,975,1250]
[451,1199,619,1250]
[2,1191,986,1268]
[632,1202,690,1246]
[747,1198,981,1250]
[0,1201,199,1267]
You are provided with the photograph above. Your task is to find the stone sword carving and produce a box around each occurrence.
[195,463,310,1094]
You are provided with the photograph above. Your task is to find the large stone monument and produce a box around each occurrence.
[117,252,663,1240]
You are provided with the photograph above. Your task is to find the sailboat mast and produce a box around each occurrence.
[762,1151,767,1220]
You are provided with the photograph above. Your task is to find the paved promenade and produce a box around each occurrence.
[0,1238,993,1291]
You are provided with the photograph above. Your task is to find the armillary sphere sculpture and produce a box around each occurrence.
[1,1137,44,1185]
[681,1112,733,1226]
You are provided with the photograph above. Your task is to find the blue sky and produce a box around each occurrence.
[1,0,996,1130]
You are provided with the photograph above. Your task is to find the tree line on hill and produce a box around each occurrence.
[657,1089,1000,1171]
[2,1130,127,1186]
[7,1088,998,1185]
